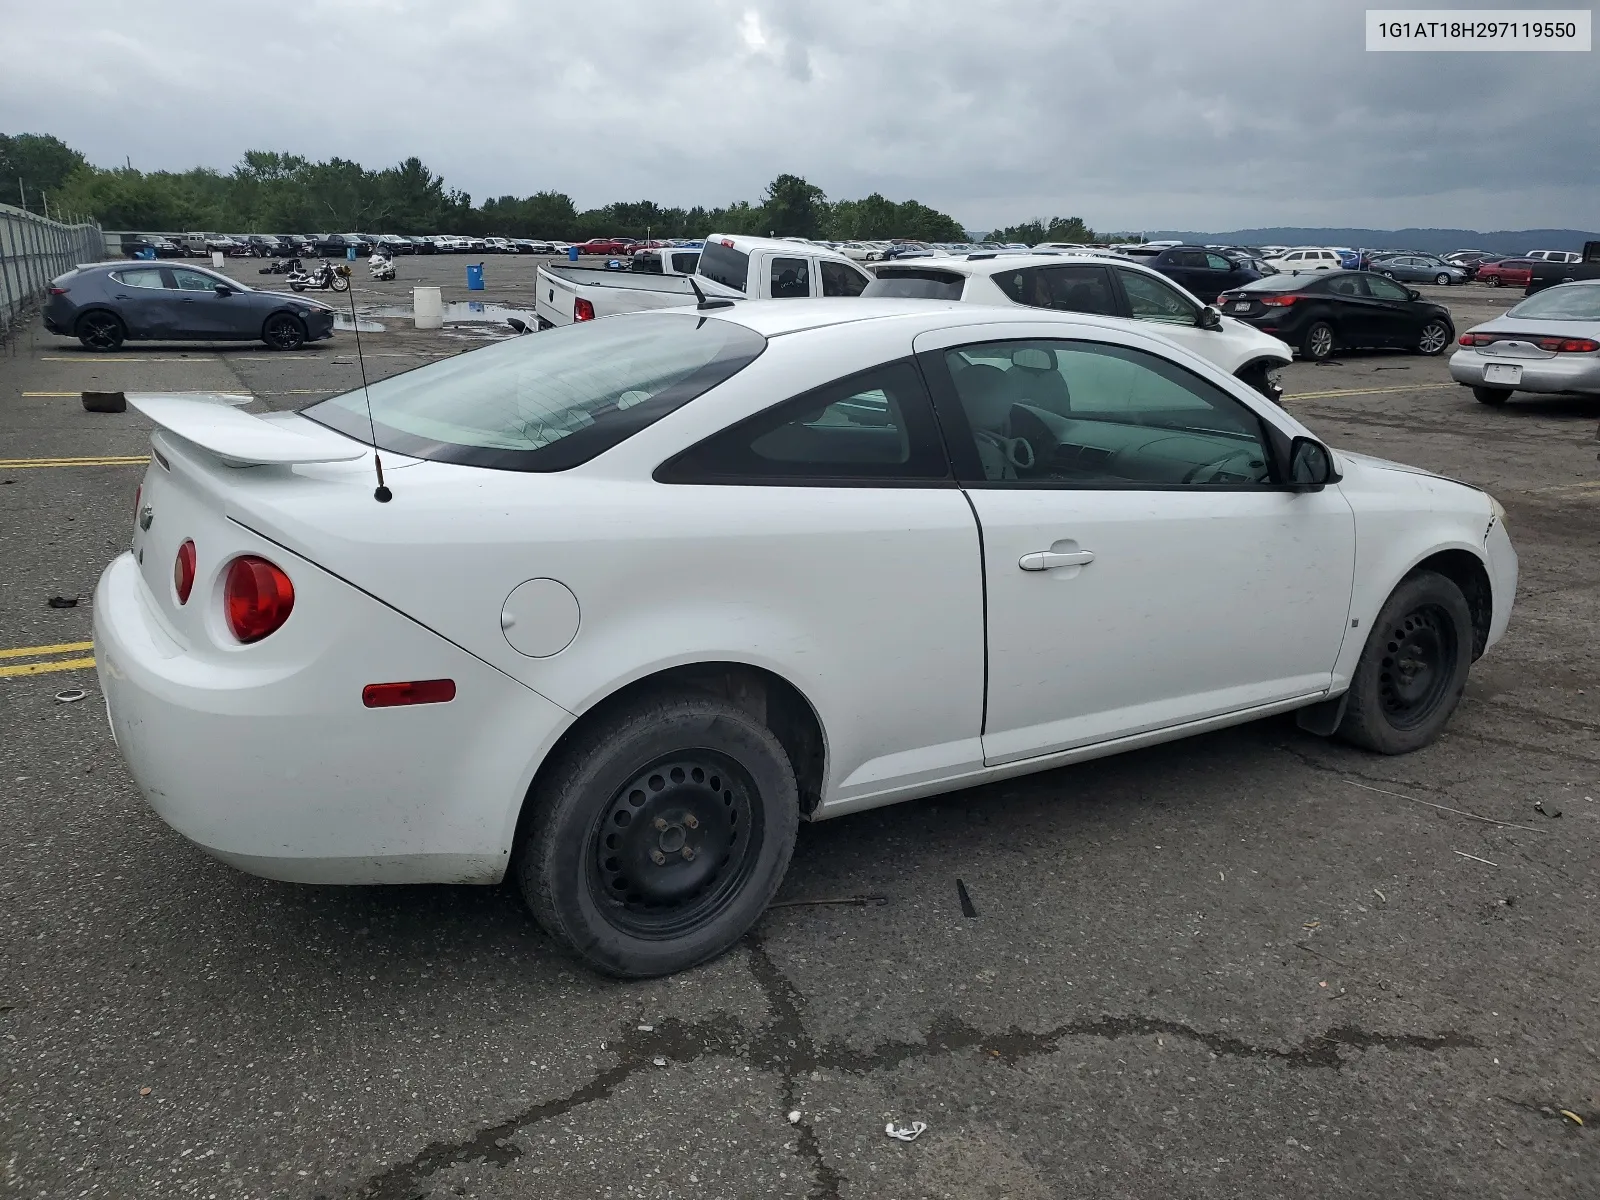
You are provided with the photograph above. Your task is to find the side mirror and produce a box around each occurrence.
[214,284,233,296]
[1198,304,1223,331]
[1406,287,1421,300]
[1289,436,1338,490]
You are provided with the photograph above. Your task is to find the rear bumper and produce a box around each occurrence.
[1449,349,1600,395]
[94,550,571,884]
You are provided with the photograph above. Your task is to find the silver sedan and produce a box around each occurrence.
[1450,280,1600,405]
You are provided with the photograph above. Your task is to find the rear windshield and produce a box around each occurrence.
[302,313,766,472]
[1506,284,1600,320]
[698,241,749,294]
[863,269,966,300]
[1236,274,1314,292]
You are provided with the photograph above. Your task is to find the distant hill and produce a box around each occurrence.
[1146,227,1600,256]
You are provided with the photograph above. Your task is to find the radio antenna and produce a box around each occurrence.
[342,272,391,502]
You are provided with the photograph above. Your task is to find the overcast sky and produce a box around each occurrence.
[4,0,1595,232]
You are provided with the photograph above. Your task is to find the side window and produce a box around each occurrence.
[1172,250,1209,269]
[769,256,810,299]
[658,359,949,483]
[1365,275,1409,301]
[1325,275,1365,297]
[938,339,1274,487]
[1204,253,1233,271]
[170,268,222,291]
[671,252,700,275]
[1116,270,1199,325]
[1039,265,1119,314]
[111,268,165,289]
[820,259,869,297]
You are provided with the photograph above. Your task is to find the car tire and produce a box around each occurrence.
[1434,273,1451,286]
[1301,321,1336,361]
[1485,275,1501,287]
[1337,570,1473,755]
[1236,362,1285,405]
[262,314,306,351]
[516,690,800,978]
[75,311,125,351]
[1472,386,1512,406]
[1416,319,1452,356]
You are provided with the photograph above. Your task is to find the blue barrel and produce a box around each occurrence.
[567,245,579,261]
[466,262,485,291]
[346,246,357,261]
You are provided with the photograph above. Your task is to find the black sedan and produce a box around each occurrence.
[1218,270,1454,361]
[1138,245,1261,301]
[41,262,336,352]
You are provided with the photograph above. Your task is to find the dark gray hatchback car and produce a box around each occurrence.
[42,262,336,351]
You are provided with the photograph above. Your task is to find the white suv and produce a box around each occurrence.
[866,252,1293,401]
[1265,248,1342,272]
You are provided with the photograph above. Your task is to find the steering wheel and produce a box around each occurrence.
[1181,451,1254,485]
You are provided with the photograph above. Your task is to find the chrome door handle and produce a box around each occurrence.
[1019,549,1095,571]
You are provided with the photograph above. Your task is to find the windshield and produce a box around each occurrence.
[1506,284,1600,321]
[302,313,766,471]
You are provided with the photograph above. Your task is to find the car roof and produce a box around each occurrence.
[872,251,1150,278]
[704,233,856,261]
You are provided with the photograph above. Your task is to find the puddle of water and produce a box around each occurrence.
[359,301,534,325]
[332,314,387,332]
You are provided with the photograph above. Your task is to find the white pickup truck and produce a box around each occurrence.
[534,235,872,327]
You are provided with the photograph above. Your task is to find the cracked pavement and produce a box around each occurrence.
[1,267,1597,1198]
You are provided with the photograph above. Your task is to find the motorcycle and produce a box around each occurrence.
[286,261,350,292]
[258,257,299,275]
[368,253,396,281]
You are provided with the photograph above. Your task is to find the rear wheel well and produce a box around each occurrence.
[1411,549,1492,659]
[520,663,826,836]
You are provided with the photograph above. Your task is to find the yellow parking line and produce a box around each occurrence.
[1285,383,1461,401]
[0,641,94,660]
[0,656,96,679]
[0,456,148,469]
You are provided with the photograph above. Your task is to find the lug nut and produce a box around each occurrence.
[650,849,666,865]
[681,846,696,861]
[653,817,668,831]
[684,813,699,829]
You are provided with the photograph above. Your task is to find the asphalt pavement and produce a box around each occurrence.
[2,261,1597,1199]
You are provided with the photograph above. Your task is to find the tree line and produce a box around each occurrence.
[2,133,996,242]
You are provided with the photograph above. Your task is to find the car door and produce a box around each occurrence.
[106,266,177,337]
[655,358,986,807]
[1360,272,1424,345]
[914,323,1355,764]
[1320,273,1381,345]
[165,266,246,337]
[1205,251,1250,296]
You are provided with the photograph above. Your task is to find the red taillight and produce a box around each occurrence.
[362,679,457,708]
[173,540,196,605]
[1556,338,1599,353]
[49,286,69,295]
[223,555,294,643]
[574,297,596,321]
[1261,294,1300,307]
[1462,332,1495,346]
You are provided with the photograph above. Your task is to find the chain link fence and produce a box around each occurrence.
[0,203,104,342]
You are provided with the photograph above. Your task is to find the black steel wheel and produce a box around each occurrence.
[262,313,306,351]
[76,311,125,351]
[589,752,763,940]
[1302,321,1335,361]
[517,690,799,977]
[1338,570,1473,754]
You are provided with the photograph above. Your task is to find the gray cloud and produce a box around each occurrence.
[2,0,1593,230]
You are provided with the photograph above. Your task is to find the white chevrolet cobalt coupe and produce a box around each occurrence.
[96,300,1517,977]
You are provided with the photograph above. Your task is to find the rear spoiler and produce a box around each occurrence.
[128,394,368,466]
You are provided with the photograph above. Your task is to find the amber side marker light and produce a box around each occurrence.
[362,679,457,708]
